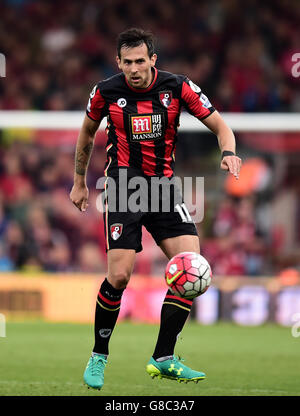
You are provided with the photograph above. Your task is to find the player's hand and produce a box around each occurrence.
[70,183,89,212]
[220,155,242,179]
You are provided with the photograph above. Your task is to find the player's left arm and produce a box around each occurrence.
[201,111,242,179]
[181,77,242,179]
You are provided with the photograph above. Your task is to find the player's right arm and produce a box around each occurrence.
[70,115,100,211]
[70,83,107,212]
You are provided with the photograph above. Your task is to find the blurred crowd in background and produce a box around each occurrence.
[0,0,299,112]
[0,140,298,277]
[0,0,300,277]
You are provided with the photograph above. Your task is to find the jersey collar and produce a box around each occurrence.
[124,67,158,93]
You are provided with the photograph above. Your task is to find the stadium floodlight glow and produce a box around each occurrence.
[0,111,300,132]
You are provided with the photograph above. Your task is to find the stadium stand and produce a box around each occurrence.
[0,0,299,275]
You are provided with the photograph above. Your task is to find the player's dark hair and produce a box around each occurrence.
[117,28,155,58]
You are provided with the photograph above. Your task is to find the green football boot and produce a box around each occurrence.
[146,355,206,383]
[83,354,107,390]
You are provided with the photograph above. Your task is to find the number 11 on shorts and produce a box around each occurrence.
[175,203,192,223]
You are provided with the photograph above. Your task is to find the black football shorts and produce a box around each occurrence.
[102,175,198,253]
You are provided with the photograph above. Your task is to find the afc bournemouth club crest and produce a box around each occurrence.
[110,223,123,240]
[159,91,172,108]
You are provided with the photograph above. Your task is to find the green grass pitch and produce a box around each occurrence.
[0,321,299,396]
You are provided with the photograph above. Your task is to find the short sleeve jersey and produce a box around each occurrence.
[86,67,215,178]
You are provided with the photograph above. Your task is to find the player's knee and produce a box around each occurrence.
[108,271,131,290]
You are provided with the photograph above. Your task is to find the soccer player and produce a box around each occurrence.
[70,28,241,390]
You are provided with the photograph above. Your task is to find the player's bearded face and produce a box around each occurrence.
[117,43,157,89]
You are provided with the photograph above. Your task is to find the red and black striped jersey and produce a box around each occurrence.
[86,67,215,178]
